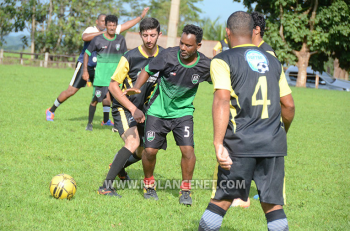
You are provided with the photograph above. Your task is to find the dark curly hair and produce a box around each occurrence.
[251,12,265,37]
[140,18,161,33]
[182,24,203,44]
[105,15,118,26]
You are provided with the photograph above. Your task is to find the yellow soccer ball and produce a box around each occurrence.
[49,174,77,200]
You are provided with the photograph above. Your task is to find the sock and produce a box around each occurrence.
[143,176,155,188]
[116,153,141,177]
[88,104,96,124]
[103,105,110,123]
[199,203,226,231]
[103,147,132,188]
[50,99,61,113]
[180,180,191,191]
[265,209,288,231]
[124,153,141,168]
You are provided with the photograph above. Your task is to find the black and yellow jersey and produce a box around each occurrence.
[258,40,277,57]
[211,44,291,157]
[145,46,211,119]
[213,39,230,54]
[111,45,164,111]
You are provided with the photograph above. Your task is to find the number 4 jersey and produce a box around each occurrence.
[211,44,292,157]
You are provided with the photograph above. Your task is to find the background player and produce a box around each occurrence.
[45,8,149,122]
[83,15,127,131]
[125,25,211,205]
[212,37,229,56]
[97,18,163,197]
[198,11,295,231]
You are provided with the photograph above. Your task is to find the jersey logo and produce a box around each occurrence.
[191,74,200,84]
[102,46,107,49]
[245,50,269,73]
[170,72,176,76]
[129,117,135,123]
[95,90,101,98]
[92,57,97,63]
[146,131,155,142]
[116,44,120,51]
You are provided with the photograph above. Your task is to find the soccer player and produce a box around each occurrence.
[212,37,229,56]
[230,11,279,208]
[125,24,211,205]
[97,18,163,196]
[252,11,277,57]
[198,11,295,231]
[45,8,149,122]
[83,15,127,131]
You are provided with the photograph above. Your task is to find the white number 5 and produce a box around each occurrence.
[184,126,190,137]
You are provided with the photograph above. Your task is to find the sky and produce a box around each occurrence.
[195,0,247,25]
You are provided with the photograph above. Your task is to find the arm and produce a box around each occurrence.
[82,31,104,42]
[280,94,295,133]
[124,69,150,95]
[119,7,149,33]
[82,52,90,81]
[109,80,145,123]
[213,89,233,170]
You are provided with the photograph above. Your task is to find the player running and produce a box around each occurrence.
[97,18,163,197]
[125,24,211,206]
[83,15,127,131]
[198,11,295,231]
[45,8,149,122]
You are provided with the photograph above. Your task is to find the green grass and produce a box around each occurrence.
[0,65,349,230]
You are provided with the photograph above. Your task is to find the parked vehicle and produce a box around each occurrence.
[284,66,350,91]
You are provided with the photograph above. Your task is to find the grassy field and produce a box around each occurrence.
[0,65,349,230]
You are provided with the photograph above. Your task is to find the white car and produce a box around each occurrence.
[285,66,350,91]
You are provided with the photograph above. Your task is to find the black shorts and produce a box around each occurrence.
[92,86,109,103]
[69,62,95,89]
[144,115,194,150]
[111,106,145,145]
[213,156,285,205]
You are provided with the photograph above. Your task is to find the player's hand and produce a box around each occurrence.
[215,144,232,170]
[140,7,150,19]
[131,108,145,123]
[123,88,141,96]
[82,71,89,81]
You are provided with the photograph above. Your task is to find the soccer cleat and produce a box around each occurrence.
[231,197,250,208]
[101,120,114,126]
[46,108,55,121]
[144,187,159,200]
[86,123,93,131]
[179,190,192,206]
[97,186,122,198]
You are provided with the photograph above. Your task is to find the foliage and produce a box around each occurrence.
[0,0,24,47]
[234,0,350,72]
[200,16,226,41]
[0,65,350,230]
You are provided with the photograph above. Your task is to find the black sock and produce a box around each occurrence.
[124,153,141,168]
[103,147,132,188]
[50,98,62,113]
[103,105,110,123]
[88,104,96,124]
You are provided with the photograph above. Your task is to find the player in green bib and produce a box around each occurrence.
[125,24,211,205]
[82,15,127,131]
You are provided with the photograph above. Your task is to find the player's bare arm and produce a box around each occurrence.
[82,31,105,42]
[123,69,150,96]
[120,7,150,33]
[280,94,295,133]
[82,53,90,81]
[213,89,233,170]
[109,80,145,123]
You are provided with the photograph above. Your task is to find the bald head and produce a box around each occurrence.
[227,11,254,38]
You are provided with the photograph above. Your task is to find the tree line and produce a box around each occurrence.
[1,0,349,82]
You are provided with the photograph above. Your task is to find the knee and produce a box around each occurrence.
[66,87,78,96]
[125,138,140,153]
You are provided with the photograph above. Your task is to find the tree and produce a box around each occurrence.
[0,0,24,47]
[200,16,226,41]
[234,0,350,86]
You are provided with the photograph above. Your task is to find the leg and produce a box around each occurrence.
[179,146,196,182]
[86,100,97,131]
[142,147,159,179]
[101,92,113,125]
[262,203,288,231]
[198,199,231,231]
